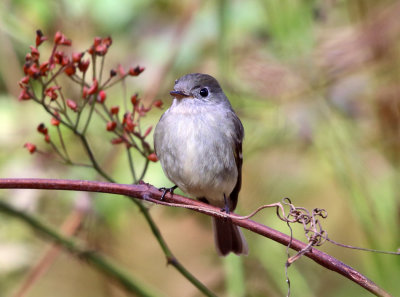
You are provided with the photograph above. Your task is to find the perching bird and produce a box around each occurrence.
[154,73,248,256]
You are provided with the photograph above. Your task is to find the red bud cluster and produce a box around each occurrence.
[129,66,145,76]
[45,86,61,100]
[24,63,40,78]
[88,79,98,95]
[24,143,37,154]
[30,46,40,61]
[82,79,98,99]
[20,30,157,166]
[111,137,124,145]
[18,76,31,101]
[39,61,50,75]
[136,103,151,117]
[54,31,72,46]
[110,106,119,115]
[51,117,60,126]
[37,123,50,143]
[97,90,107,103]
[18,89,31,101]
[36,30,47,47]
[88,36,112,56]
[37,123,48,135]
[106,121,117,131]
[66,99,78,112]
[51,111,61,126]
[19,76,30,85]
[78,59,90,73]
[123,112,136,132]
[54,51,70,66]
[64,64,76,76]
[131,94,138,105]
[72,52,83,63]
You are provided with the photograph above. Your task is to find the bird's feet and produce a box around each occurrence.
[159,185,178,200]
[220,193,230,214]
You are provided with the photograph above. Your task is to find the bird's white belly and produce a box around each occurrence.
[156,107,237,207]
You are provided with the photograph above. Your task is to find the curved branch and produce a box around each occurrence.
[0,178,393,297]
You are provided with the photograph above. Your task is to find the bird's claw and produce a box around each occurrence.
[159,185,178,200]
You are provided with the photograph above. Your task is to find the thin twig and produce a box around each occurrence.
[126,147,137,183]
[56,125,70,160]
[81,96,97,135]
[77,134,114,181]
[99,56,105,85]
[138,158,150,182]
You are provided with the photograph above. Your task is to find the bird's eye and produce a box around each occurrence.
[199,88,209,97]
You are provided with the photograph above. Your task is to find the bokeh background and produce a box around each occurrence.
[1,0,400,296]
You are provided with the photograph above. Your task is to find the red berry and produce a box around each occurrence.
[106,121,117,131]
[24,143,36,154]
[111,137,124,145]
[147,153,158,162]
[64,64,76,76]
[18,89,31,101]
[78,60,90,72]
[129,66,145,76]
[30,46,40,61]
[51,117,60,126]
[37,123,48,135]
[39,61,49,75]
[87,79,98,95]
[153,100,163,108]
[20,76,30,85]
[54,31,62,44]
[54,31,71,46]
[66,99,78,112]
[131,93,138,105]
[72,52,83,63]
[97,90,106,103]
[35,30,47,47]
[110,106,119,115]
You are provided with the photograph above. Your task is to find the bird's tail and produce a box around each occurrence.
[212,217,248,256]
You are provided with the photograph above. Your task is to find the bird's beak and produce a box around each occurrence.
[170,90,190,99]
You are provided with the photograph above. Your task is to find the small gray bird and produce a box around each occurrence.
[154,73,248,256]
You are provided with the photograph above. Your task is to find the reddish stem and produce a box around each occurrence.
[0,178,393,297]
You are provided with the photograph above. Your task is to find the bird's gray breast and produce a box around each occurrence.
[154,100,238,203]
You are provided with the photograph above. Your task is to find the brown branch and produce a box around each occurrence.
[0,178,393,297]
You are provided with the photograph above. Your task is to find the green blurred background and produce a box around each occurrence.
[0,0,399,296]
